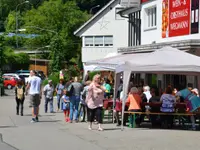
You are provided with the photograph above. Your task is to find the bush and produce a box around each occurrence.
[42,72,59,87]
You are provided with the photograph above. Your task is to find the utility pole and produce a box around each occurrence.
[0,36,4,96]
[16,1,30,48]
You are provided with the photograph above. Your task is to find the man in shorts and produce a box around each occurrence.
[26,70,42,123]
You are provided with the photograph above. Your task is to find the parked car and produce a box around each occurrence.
[18,73,30,84]
[3,76,17,89]
[3,73,20,80]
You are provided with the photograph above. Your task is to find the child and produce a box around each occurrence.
[15,79,25,116]
[61,89,70,122]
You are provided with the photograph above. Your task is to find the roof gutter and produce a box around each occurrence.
[118,6,141,18]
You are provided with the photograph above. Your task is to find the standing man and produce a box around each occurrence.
[43,80,54,113]
[26,70,42,123]
[68,77,83,123]
[65,77,74,89]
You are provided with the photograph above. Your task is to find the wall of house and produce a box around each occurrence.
[81,4,128,62]
[141,0,200,45]
[29,61,48,76]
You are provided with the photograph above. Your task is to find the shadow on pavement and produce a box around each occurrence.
[0,126,17,129]
[42,114,56,117]
[23,114,32,116]
[39,120,60,123]
[103,128,121,131]
[23,114,55,117]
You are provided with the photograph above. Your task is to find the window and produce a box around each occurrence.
[145,6,157,29]
[115,8,124,20]
[84,36,113,47]
[94,36,103,46]
[85,36,93,46]
[104,36,113,46]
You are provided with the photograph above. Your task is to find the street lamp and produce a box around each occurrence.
[89,5,100,14]
[16,1,30,48]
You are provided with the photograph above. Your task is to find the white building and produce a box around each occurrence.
[141,0,200,45]
[118,0,200,89]
[74,0,128,64]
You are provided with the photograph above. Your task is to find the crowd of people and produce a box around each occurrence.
[117,83,200,130]
[14,70,113,131]
[14,70,200,131]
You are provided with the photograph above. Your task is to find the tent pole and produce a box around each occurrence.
[121,71,131,131]
[112,72,117,123]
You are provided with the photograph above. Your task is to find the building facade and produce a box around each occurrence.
[74,0,129,63]
[119,0,200,89]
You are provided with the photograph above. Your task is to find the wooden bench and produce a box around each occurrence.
[124,111,199,128]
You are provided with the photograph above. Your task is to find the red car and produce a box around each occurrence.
[3,76,17,89]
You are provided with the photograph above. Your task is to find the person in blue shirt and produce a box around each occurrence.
[61,89,70,122]
[56,79,65,112]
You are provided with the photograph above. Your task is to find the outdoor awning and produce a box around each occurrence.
[116,46,200,75]
[85,52,149,70]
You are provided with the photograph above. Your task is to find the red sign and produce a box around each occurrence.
[168,0,190,37]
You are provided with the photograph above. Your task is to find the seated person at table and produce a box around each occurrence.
[191,88,199,97]
[149,88,161,127]
[127,87,142,126]
[143,85,152,103]
[160,87,176,129]
[177,87,200,130]
[138,87,147,102]
[138,87,147,123]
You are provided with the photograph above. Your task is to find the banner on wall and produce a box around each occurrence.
[162,0,199,38]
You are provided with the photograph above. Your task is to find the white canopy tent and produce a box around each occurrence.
[85,46,200,130]
[116,47,200,73]
[83,52,122,74]
[116,47,200,130]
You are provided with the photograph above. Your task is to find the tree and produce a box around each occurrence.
[0,0,48,32]
[75,0,111,13]
[0,35,30,71]
[22,0,89,66]
[49,36,64,72]
[0,35,6,66]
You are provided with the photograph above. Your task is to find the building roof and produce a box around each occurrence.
[118,39,200,53]
[74,0,120,36]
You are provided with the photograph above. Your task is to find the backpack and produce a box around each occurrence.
[17,86,24,100]
[67,84,74,96]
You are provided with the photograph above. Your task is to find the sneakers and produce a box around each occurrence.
[35,116,39,122]
[65,118,70,122]
[31,118,36,123]
[88,126,92,130]
[31,117,39,123]
[98,127,104,131]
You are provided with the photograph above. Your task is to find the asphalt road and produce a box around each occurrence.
[1,89,200,150]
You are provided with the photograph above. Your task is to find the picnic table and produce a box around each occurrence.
[103,100,187,111]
